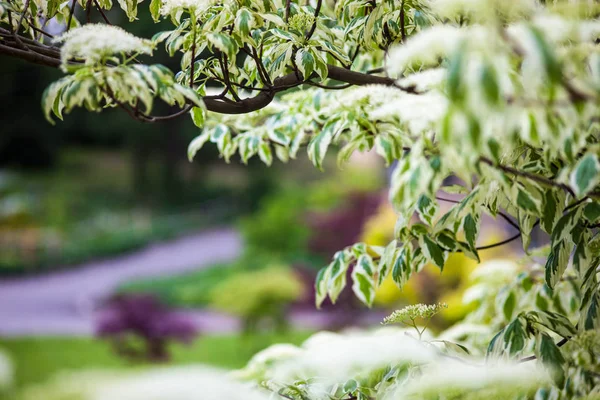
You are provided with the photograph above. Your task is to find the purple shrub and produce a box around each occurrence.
[96,294,197,362]
[306,192,382,259]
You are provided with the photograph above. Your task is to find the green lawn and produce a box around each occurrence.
[0,331,313,390]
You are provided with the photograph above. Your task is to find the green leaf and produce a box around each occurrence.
[529,310,576,338]
[377,240,397,287]
[328,251,349,303]
[295,48,315,80]
[446,43,465,102]
[187,131,210,161]
[315,266,330,309]
[207,32,238,59]
[289,129,306,159]
[391,246,411,289]
[42,79,67,124]
[516,187,541,215]
[353,255,376,307]
[267,129,290,146]
[190,106,205,128]
[374,134,398,166]
[529,27,562,84]
[307,120,337,169]
[503,316,528,356]
[235,8,254,37]
[258,142,273,166]
[481,63,500,105]
[583,202,600,223]
[419,235,445,270]
[462,213,478,251]
[438,340,471,356]
[149,0,161,22]
[416,195,438,226]
[551,207,583,245]
[544,242,570,289]
[503,290,517,321]
[535,332,565,385]
[541,190,559,234]
[580,288,600,331]
[570,153,600,198]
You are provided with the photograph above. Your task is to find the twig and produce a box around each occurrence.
[400,0,406,42]
[219,54,241,102]
[306,81,351,89]
[305,0,321,41]
[86,0,92,22]
[519,337,570,363]
[66,0,77,31]
[284,0,291,22]
[479,157,578,198]
[93,0,111,24]
[15,0,31,34]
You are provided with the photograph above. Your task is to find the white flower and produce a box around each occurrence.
[271,331,436,382]
[470,259,519,282]
[386,26,465,75]
[55,24,154,68]
[397,68,446,91]
[391,360,548,399]
[429,0,536,22]
[21,366,268,400]
[371,90,448,134]
[462,283,489,304]
[438,323,492,342]
[382,303,448,324]
[160,0,228,15]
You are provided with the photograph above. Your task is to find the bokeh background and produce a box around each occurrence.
[0,6,527,399]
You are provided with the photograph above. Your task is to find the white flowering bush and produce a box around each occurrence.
[2,0,600,398]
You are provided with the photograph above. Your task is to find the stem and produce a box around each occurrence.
[519,336,570,363]
[94,0,111,24]
[305,0,322,41]
[66,0,77,31]
[479,157,578,198]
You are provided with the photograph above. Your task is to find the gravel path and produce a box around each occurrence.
[0,228,242,336]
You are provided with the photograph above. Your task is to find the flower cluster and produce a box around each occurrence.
[160,0,225,16]
[54,24,154,69]
[382,303,448,325]
[288,13,315,33]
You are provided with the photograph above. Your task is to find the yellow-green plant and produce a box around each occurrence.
[210,266,303,333]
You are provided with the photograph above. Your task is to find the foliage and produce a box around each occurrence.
[0,348,14,394]
[0,151,238,274]
[0,332,314,390]
[96,294,197,362]
[3,0,600,397]
[210,266,303,333]
[118,262,238,307]
[17,366,270,400]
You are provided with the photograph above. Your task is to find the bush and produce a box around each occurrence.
[209,267,304,334]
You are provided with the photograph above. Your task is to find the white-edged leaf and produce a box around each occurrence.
[570,153,600,198]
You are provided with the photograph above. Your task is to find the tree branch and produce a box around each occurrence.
[0,34,401,115]
[479,157,577,198]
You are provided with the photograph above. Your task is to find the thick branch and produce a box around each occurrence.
[202,65,396,114]
[0,42,61,67]
[0,36,398,114]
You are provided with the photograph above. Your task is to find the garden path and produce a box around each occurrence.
[0,228,243,336]
[0,228,381,336]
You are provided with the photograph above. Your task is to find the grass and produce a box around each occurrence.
[0,331,313,390]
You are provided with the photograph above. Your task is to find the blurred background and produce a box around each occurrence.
[0,7,525,400]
